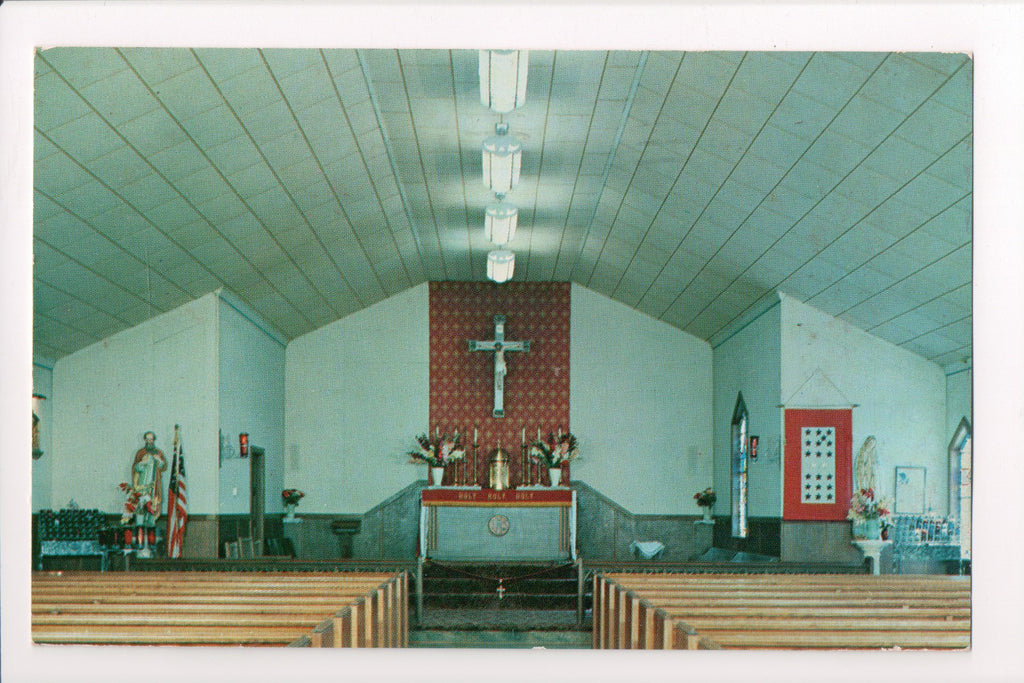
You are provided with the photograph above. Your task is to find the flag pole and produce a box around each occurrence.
[165,425,179,548]
[166,424,186,558]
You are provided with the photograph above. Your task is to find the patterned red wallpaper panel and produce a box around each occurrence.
[429,281,570,486]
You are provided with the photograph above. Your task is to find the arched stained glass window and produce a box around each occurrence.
[731,393,749,538]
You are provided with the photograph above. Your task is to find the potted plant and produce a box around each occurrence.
[529,432,579,486]
[281,489,305,520]
[847,487,890,539]
[694,487,716,521]
[408,431,465,486]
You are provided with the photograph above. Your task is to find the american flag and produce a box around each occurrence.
[165,424,187,558]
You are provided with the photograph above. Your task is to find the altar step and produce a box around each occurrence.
[413,563,589,648]
[411,606,591,648]
[421,584,580,610]
[419,562,588,612]
[423,593,577,610]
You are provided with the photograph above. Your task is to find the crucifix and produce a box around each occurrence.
[468,315,530,418]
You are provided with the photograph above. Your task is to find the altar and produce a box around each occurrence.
[419,488,576,562]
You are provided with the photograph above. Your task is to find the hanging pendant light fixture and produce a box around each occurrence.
[485,196,518,245]
[479,50,529,113]
[486,250,515,283]
[482,122,522,193]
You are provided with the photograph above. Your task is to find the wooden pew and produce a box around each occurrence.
[32,571,407,647]
[594,572,970,650]
[304,572,409,648]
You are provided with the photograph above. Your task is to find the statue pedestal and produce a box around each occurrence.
[852,539,892,575]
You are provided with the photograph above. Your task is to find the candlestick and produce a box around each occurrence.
[455,427,461,485]
[521,441,528,488]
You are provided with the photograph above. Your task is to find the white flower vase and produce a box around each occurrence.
[549,467,562,487]
[430,466,445,487]
[702,507,713,522]
[285,503,297,521]
[853,518,881,539]
[137,530,153,558]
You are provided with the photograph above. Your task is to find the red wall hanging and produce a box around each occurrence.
[428,281,570,486]
[783,408,852,521]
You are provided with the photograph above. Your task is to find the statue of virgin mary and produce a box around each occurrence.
[853,436,878,493]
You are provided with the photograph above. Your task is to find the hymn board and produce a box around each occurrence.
[468,315,530,418]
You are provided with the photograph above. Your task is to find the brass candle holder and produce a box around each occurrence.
[520,440,528,488]
[471,438,479,487]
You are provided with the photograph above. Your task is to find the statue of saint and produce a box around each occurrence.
[130,431,168,527]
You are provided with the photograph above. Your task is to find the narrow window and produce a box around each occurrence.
[731,393,749,538]
[948,417,972,561]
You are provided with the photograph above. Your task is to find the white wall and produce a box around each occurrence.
[32,361,54,511]
[217,292,286,515]
[51,294,220,514]
[780,294,948,515]
[712,298,782,517]
[285,284,429,513]
[569,284,713,514]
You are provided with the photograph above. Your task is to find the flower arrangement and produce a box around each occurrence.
[529,432,579,468]
[693,487,716,507]
[408,431,466,467]
[118,482,159,525]
[847,488,890,521]
[282,489,305,506]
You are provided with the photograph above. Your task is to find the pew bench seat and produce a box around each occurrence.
[694,628,971,650]
[595,572,971,651]
[32,571,408,648]
[32,624,317,646]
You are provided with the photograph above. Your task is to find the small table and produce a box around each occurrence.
[39,540,106,571]
[852,539,892,575]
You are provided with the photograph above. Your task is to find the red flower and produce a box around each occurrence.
[282,489,305,505]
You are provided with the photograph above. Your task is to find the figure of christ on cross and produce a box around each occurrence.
[468,315,530,418]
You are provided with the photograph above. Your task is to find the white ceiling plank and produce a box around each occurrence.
[42,47,129,89]
[31,47,972,364]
